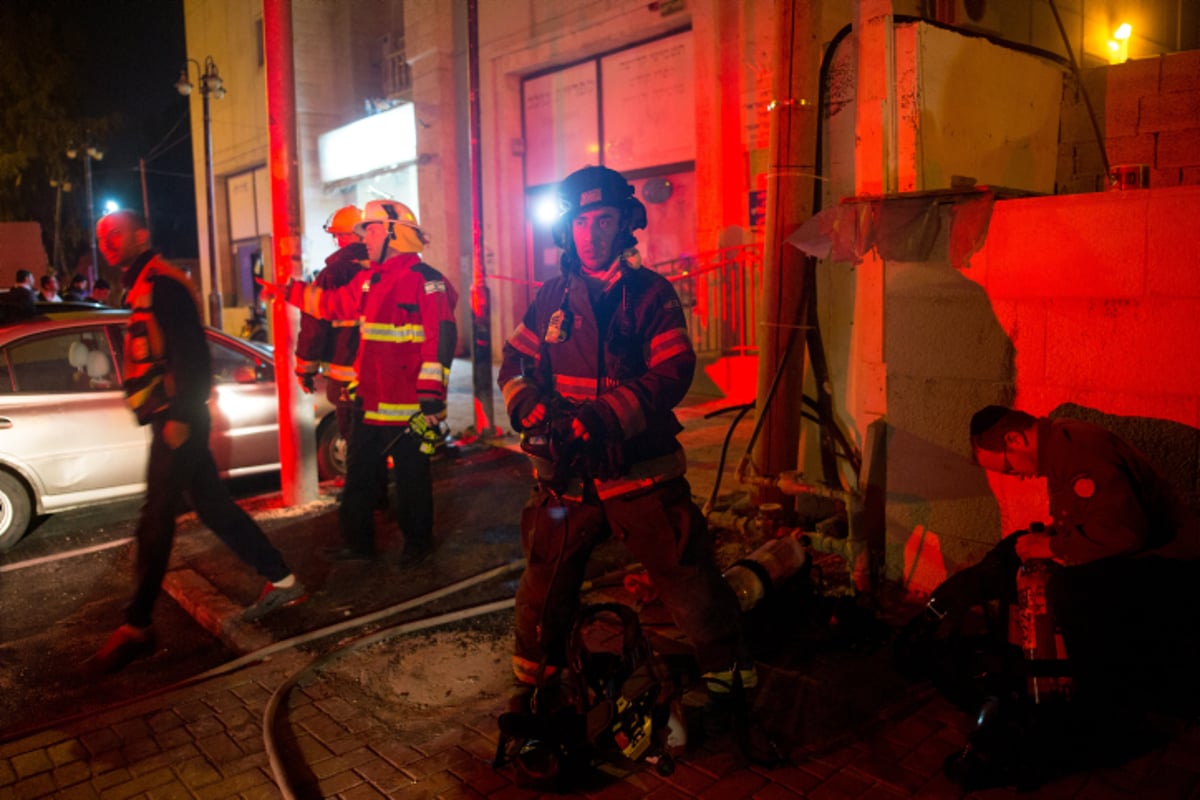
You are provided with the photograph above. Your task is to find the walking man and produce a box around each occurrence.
[88,211,306,674]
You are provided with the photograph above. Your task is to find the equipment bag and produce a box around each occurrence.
[495,603,676,792]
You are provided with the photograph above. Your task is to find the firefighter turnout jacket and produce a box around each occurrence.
[1038,417,1200,563]
[498,256,693,499]
[286,252,457,425]
[121,252,211,426]
[295,241,369,384]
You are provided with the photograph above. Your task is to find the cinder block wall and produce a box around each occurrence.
[886,185,1200,597]
[1059,50,1200,193]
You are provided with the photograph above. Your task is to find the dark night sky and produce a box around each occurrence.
[70,0,198,260]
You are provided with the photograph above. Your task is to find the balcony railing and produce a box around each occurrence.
[654,244,763,359]
[382,39,412,99]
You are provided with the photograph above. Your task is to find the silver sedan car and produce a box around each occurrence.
[0,309,346,551]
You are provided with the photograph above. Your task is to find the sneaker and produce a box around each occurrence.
[702,664,759,695]
[244,580,308,621]
[86,624,156,675]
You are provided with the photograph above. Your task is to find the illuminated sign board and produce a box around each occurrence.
[318,103,417,183]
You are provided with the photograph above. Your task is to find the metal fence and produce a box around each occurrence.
[654,244,763,359]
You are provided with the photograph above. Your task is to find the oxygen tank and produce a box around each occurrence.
[1012,558,1072,704]
[723,535,808,612]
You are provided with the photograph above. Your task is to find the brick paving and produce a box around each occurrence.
[4,369,1200,798]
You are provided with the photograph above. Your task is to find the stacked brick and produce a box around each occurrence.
[1058,49,1200,193]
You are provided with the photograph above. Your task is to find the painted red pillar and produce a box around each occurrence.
[751,0,822,505]
[467,0,498,437]
[263,0,317,505]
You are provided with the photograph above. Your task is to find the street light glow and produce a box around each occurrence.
[104,200,120,214]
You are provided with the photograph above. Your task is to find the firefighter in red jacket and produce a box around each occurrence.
[295,205,369,455]
[264,200,457,565]
[498,166,750,696]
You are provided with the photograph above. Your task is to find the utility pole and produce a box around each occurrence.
[264,0,317,505]
[139,157,151,235]
[467,0,498,437]
[749,0,822,505]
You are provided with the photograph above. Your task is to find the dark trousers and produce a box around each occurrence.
[1046,555,1200,711]
[338,418,432,554]
[127,415,289,628]
[513,477,746,680]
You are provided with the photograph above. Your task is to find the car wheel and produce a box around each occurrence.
[316,419,347,481]
[0,471,33,552]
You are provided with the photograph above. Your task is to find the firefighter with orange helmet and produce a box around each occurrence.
[263,199,458,565]
[295,205,369,451]
[497,165,750,700]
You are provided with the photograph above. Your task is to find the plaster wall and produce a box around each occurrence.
[897,23,1065,193]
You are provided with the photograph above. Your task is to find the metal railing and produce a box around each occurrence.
[654,244,763,358]
[381,38,413,99]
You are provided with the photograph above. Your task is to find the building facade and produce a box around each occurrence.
[181,0,1200,591]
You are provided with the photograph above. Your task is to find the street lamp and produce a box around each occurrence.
[48,176,72,275]
[66,142,103,284]
[176,55,227,329]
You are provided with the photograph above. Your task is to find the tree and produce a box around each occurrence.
[0,3,115,265]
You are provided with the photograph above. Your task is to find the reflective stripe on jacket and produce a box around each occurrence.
[497,258,694,498]
[122,253,209,425]
[287,252,458,426]
[295,242,368,381]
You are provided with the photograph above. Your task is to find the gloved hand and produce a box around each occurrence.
[409,412,448,455]
[510,390,551,432]
[296,372,316,394]
[573,403,625,479]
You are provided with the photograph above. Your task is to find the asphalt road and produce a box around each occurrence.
[0,475,289,736]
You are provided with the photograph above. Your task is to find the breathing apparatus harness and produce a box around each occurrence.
[495,603,677,790]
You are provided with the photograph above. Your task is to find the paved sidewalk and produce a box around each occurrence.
[4,361,1200,798]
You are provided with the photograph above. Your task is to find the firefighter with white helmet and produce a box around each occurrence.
[263,199,457,565]
[295,205,369,464]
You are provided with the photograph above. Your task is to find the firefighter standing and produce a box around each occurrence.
[498,165,750,695]
[263,200,457,565]
[295,205,369,458]
[969,406,1200,711]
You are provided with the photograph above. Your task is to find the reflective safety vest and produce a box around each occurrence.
[122,255,203,425]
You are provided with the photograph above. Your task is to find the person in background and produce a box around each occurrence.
[1,269,38,321]
[65,273,89,301]
[39,274,62,302]
[85,278,112,305]
[295,205,369,476]
[261,200,457,566]
[86,210,307,674]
